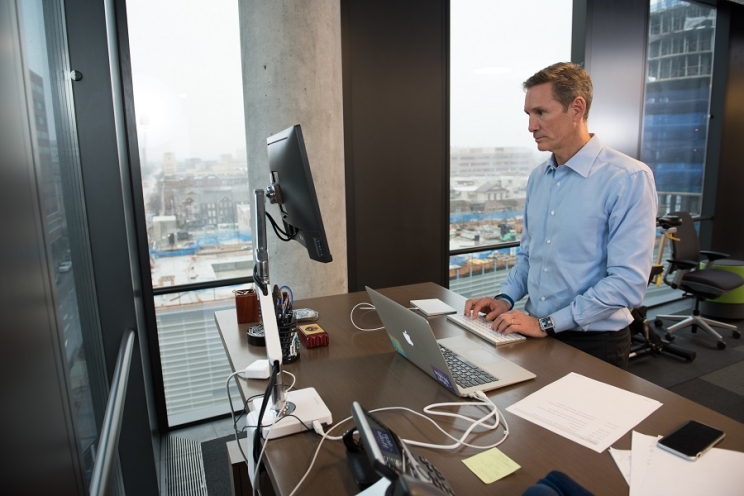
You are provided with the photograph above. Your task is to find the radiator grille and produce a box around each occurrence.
[166,436,208,496]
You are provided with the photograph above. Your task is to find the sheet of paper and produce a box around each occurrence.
[462,447,520,484]
[630,431,744,495]
[506,372,662,453]
[609,448,631,485]
[628,431,660,493]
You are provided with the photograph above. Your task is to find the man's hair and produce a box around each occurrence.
[523,62,593,120]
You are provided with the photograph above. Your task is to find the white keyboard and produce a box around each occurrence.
[447,314,527,346]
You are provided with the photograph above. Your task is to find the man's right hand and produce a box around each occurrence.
[463,296,511,322]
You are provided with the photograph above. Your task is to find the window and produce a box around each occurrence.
[126,0,248,425]
[642,0,716,217]
[449,0,573,299]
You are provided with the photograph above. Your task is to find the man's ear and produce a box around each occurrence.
[570,96,587,122]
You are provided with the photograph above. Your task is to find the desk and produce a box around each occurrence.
[215,282,744,495]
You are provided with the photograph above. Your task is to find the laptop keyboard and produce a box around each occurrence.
[440,345,498,389]
[447,313,527,346]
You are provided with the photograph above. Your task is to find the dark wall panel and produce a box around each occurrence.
[579,0,648,158]
[711,3,744,258]
[342,0,448,291]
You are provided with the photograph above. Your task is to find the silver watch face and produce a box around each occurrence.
[539,316,553,331]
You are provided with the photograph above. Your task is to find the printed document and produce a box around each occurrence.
[628,431,744,495]
[506,372,662,453]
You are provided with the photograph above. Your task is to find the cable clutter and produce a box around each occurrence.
[227,358,508,496]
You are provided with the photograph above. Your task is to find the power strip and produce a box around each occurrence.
[246,387,332,439]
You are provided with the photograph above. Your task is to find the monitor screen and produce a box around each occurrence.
[266,125,332,263]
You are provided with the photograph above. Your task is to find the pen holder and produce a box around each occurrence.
[234,288,259,324]
[278,314,300,363]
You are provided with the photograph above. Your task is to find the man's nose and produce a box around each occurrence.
[528,117,538,133]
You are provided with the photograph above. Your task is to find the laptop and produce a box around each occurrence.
[366,287,535,397]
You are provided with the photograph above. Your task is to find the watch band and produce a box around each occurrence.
[539,316,555,335]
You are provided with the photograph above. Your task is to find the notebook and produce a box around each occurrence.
[366,287,535,397]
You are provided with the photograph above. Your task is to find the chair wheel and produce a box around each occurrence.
[717,341,726,350]
[654,319,663,327]
[734,331,741,339]
[665,333,675,342]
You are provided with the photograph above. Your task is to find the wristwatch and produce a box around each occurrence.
[538,316,555,335]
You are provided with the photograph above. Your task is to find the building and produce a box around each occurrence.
[450,146,536,177]
[642,0,716,215]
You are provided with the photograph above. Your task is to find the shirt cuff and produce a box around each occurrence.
[495,293,514,310]
[550,306,578,333]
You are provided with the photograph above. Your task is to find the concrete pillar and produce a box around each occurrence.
[238,1,347,298]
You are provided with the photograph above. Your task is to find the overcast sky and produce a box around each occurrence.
[125,0,572,162]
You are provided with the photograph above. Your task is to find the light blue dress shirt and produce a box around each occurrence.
[501,135,658,333]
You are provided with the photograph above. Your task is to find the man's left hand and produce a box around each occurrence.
[492,310,547,338]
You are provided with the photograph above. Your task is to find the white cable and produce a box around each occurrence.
[287,395,505,494]
[252,418,279,496]
[283,370,296,393]
[350,302,384,331]
[225,372,257,494]
[287,416,354,496]
[370,394,508,450]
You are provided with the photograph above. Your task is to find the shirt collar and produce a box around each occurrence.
[546,134,603,178]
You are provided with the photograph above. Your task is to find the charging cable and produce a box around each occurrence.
[350,302,384,331]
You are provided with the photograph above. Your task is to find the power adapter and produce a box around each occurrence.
[242,359,271,379]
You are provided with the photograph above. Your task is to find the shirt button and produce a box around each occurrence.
[556,182,561,186]
[544,268,548,272]
[550,210,555,215]
[541,296,546,301]
[546,239,551,244]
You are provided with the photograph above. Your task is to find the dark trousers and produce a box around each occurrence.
[553,326,632,369]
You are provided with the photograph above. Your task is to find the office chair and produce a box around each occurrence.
[629,217,696,362]
[653,211,743,349]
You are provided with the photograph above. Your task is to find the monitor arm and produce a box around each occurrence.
[252,187,287,416]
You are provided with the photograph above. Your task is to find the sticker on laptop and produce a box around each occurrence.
[389,336,406,357]
[431,365,457,393]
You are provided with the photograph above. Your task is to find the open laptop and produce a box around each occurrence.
[366,287,535,397]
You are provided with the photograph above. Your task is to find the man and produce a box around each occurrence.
[464,62,657,369]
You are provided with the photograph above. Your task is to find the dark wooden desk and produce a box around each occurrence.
[215,282,744,495]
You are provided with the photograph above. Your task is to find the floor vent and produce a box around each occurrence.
[166,436,208,496]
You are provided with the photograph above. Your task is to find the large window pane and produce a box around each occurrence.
[155,286,246,426]
[127,0,252,290]
[126,0,249,425]
[642,0,716,216]
[449,0,572,298]
[20,0,107,482]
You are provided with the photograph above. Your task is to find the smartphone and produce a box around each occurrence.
[657,420,725,460]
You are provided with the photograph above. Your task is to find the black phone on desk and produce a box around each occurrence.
[657,420,725,460]
[350,401,454,495]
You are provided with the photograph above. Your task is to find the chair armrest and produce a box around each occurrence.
[700,250,729,262]
[667,258,698,270]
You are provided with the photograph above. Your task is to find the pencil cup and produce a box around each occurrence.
[277,315,300,363]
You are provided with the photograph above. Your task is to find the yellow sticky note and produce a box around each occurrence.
[462,447,520,484]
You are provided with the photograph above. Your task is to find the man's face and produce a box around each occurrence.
[524,82,578,155]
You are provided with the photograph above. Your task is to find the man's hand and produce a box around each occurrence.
[463,296,510,321]
[463,297,547,338]
[491,310,546,338]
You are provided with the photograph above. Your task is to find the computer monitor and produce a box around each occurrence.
[266,125,332,263]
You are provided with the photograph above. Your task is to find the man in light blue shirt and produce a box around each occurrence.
[464,62,658,368]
